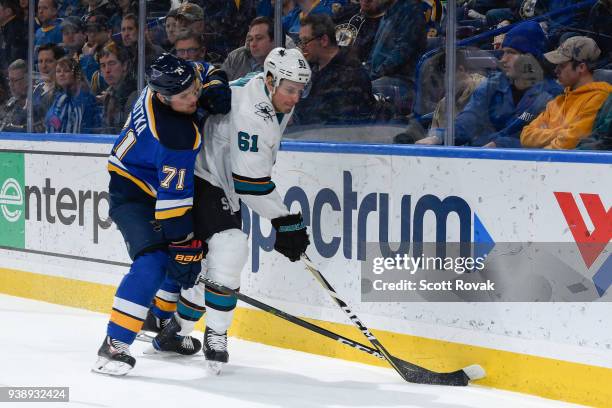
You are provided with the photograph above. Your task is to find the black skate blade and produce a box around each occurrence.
[91,356,133,376]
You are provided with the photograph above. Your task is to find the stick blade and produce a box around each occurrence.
[392,357,484,386]
[462,364,486,381]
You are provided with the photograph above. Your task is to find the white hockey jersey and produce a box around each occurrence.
[194,73,291,220]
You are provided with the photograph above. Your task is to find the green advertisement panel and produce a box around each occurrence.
[0,152,25,248]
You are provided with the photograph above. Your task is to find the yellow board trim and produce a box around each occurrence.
[1,267,611,407]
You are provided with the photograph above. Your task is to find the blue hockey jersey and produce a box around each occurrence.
[108,85,201,241]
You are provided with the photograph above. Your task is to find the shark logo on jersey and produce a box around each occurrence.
[254,102,274,123]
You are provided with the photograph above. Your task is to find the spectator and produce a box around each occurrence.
[197,0,257,60]
[173,29,207,63]
[283,0,346,37]
[82,0,114,22]
[120,13,164,68]
[58,0,85,18]
[18,0,32,25]
[80,14,112,85]
[257,0,296,18]
[163,8,180,51]
[415,51,486,145]
[98,42,137,133]
[577,93,612,150]
[33,43,65,123]
[175,2,205,37]
[423,0,444,38]
[367,0,427,116]
[45,56,101,133]
[453,21,563,147]
[35,0,63,47]
[109,0,136,34]
[61,16,86,61]
[521,36,612,149]
[294,13,375,125]
[333,0,387,65]
[221,16,276,81]
[0,59,35,131]
[587,0,612,58]
[0,0,26,74]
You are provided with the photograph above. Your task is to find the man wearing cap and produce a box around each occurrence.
[453,21,562,147]
[176,3,205,38]
[61,16,86,61]
[35,0,62,47]
[521,36,612,149]
[80,14,111,88]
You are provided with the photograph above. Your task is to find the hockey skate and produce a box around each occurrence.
[92,335,136,376]
[142,309,164,333]
[148,316,202,356]
[136,310,168,342]
[203,327,228,375]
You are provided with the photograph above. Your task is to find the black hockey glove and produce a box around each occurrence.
[167,239,206,289]
[271,213,310,262]
[199,70,231,115]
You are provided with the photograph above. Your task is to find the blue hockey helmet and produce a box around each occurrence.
[146,53,196,96]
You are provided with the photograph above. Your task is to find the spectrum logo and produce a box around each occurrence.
[243,171,494,271]
[555,192,612,296]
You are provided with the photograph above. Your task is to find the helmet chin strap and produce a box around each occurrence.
[264,75,278,102]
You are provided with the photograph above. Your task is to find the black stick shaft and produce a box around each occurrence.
[201,278,386,360]
[301,254,427,381]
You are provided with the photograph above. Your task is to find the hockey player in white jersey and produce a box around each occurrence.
[148,48,312,374]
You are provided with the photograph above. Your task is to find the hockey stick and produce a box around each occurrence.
[201,277,483,386]
[137,279,401,361]
[301,254,485,386]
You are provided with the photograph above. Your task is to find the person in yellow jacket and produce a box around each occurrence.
[520,36,612,149]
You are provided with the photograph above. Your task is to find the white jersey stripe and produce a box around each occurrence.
[155,197,194,210]
[156,289,180,302]
[113,297,148,319]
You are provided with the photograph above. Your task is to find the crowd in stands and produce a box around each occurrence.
[0,0,609,150]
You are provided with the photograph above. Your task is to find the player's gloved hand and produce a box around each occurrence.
[271,213,310,262]
[167,239,206,289]
[199,71,231,114]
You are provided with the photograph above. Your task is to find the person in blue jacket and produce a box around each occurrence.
[454,21,563,147]
[282,0,346,37]
[44,56,101,133]
[34,0,63,47]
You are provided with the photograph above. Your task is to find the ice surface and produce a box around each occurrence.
[0,294,582,408]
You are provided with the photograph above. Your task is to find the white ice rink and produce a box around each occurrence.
[0,294,583,408]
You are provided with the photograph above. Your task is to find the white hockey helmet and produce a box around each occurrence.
[264,47,311,92]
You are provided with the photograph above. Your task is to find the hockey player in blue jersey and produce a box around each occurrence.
[92,53,230,376]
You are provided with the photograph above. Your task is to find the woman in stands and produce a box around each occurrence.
[44,56,102,134]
